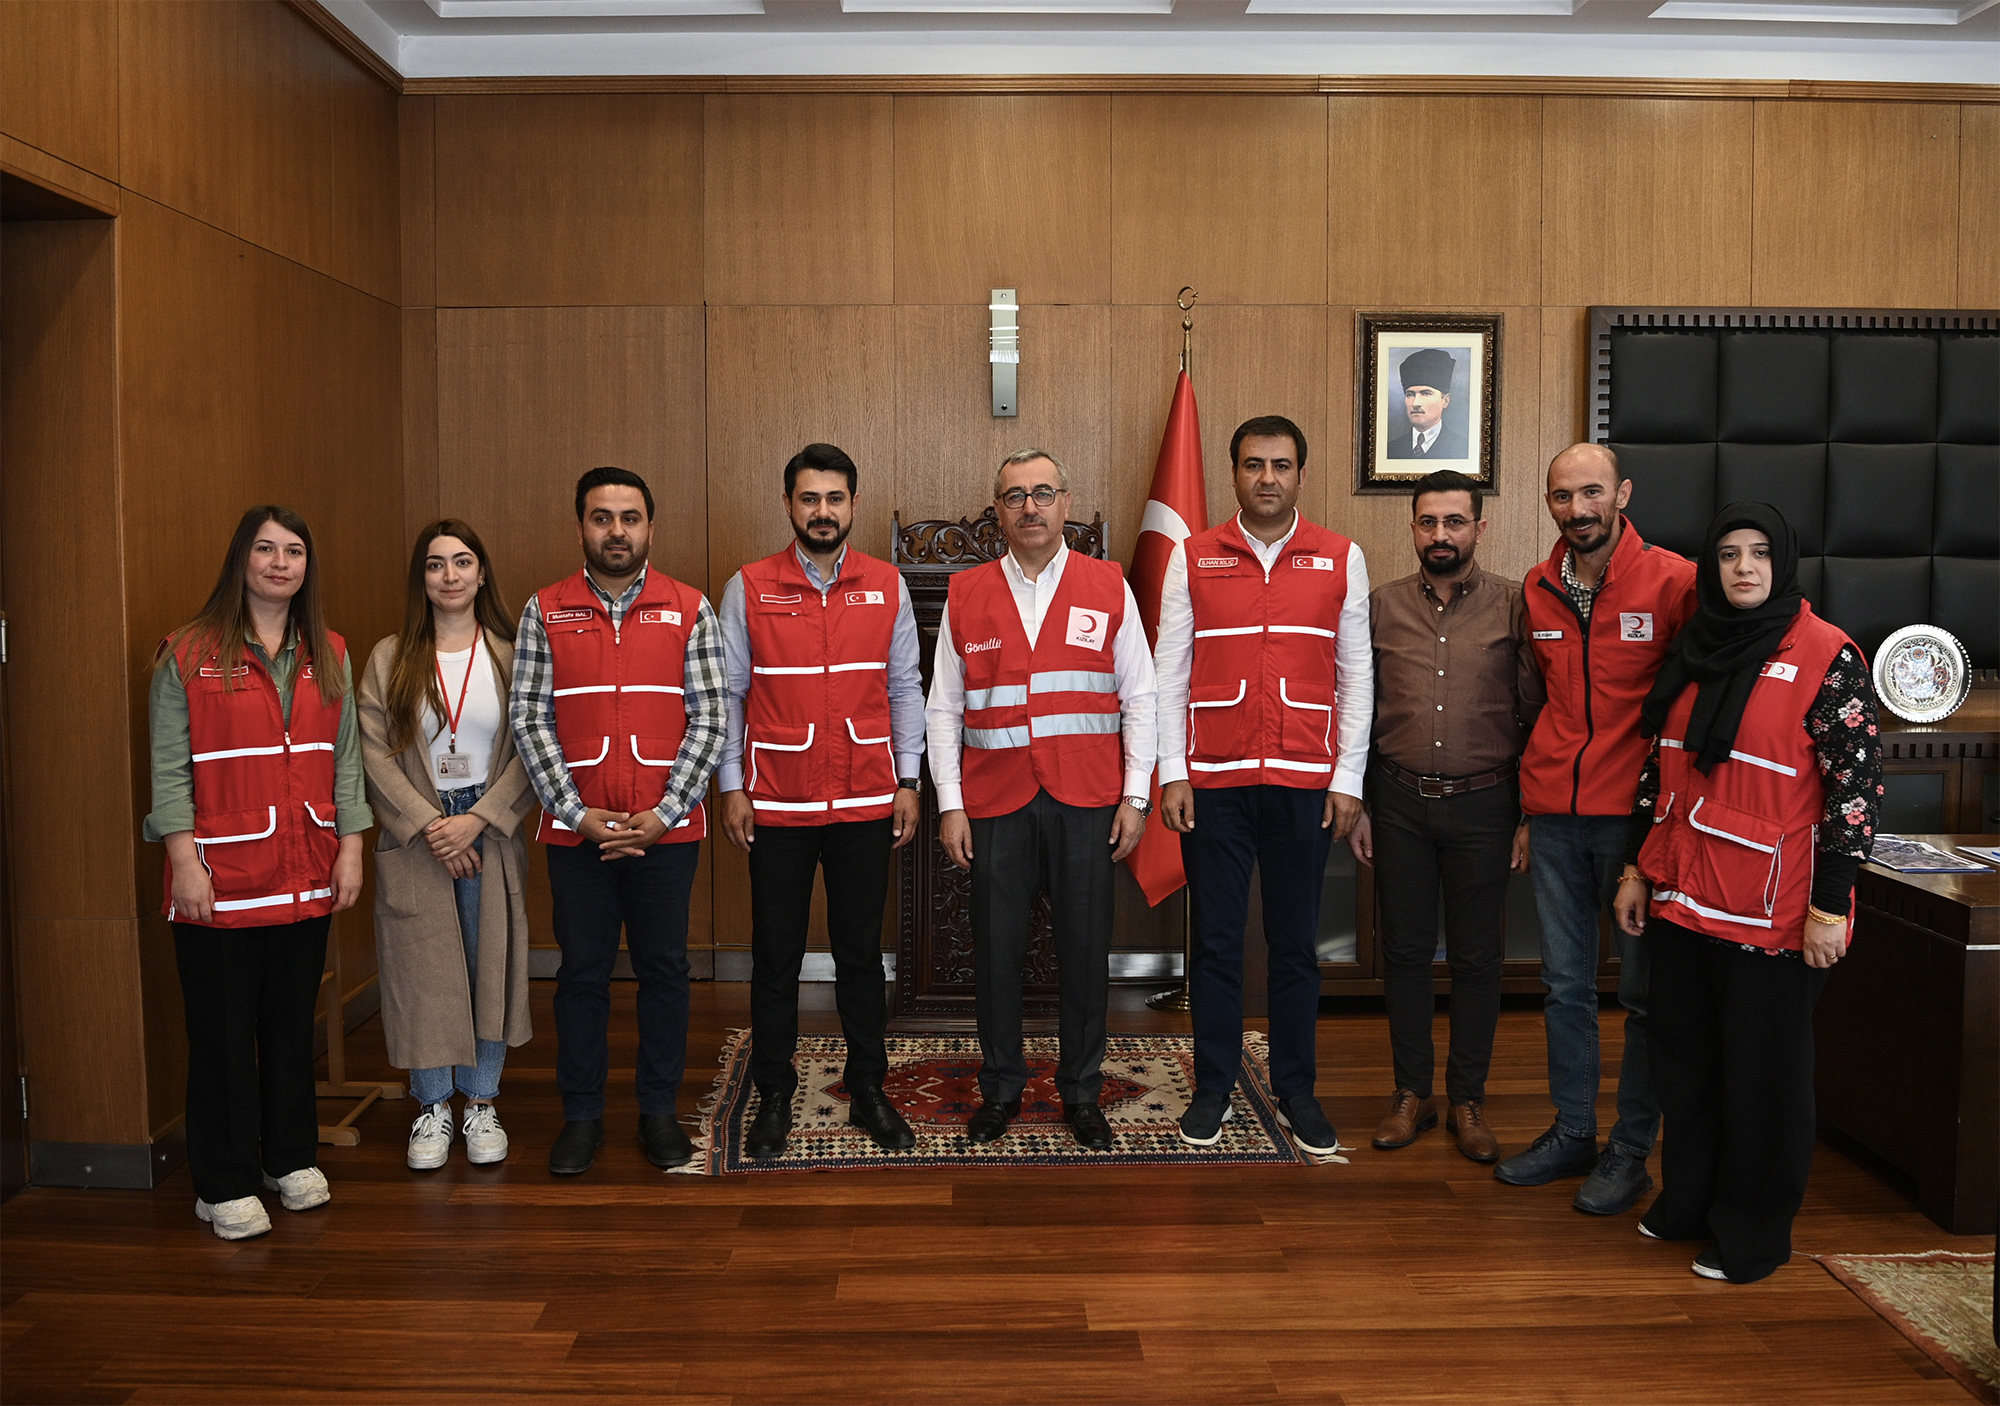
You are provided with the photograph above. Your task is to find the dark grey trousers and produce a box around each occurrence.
[968,788,1116,1106]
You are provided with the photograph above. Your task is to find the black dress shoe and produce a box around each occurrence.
[966,1100,1020,1144]
[744,1095,793,1161]
[849,1087,916,1151]
[549,1118,605,1176]
[1064,1102,1114,1151]
[638,1113,694,1170]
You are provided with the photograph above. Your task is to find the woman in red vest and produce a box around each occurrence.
[145,507,370,1240]
[1612,502,1883,1284]
[358,520,537,1173]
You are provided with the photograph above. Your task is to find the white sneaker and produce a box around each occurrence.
[407,1101,454,1171]
[461,1102,509,1165]
[261,1165,331,1211]
[195,1195,272,1240]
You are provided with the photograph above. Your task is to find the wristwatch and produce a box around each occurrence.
[1123,795,1151,817]
[897,776,921,794]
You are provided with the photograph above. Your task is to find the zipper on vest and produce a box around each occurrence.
[1535,575,1592,816]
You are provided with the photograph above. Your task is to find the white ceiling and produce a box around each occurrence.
[323,0,2000,80]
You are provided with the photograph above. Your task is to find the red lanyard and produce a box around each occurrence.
[434,635,481,755]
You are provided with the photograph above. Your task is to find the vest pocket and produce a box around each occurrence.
[1277,677,1334,757]
[630,735,679,767]
[194,806,282,903]
[558,735,611,768]
[748,722,815,798]
[1683,797,1785,923]
[845,716,896,797]
[1188,679,1250,762]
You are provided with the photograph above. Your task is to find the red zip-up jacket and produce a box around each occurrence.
[1520,517,1697,818]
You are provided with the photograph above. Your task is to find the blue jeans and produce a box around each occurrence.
[1529,813,1657,1155]
[409,784,506,1106]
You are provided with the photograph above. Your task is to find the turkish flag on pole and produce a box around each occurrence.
[1125,369,1207,906]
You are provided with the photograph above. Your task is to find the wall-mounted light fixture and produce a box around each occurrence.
[990,288,1018,418]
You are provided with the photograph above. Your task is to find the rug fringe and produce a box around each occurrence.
[676,1026,749,1177]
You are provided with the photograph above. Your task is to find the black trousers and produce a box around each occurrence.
[546,839,699,1121]
[1642,917,1830,1283]
[968,790,1115,1106]
[1181,784,1332,1100]
[748,817,893,1098]
[1371,766,1516,1104]
[172,916,330,1205]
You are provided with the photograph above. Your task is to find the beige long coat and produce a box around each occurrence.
[358,632,537,1071]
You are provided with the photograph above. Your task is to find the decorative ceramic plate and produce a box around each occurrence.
[1872,625,1971,724]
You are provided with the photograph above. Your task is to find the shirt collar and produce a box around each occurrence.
[1234,509,1300,555]
[793,542,847,589]
[1420,560,1482,600]
[1004,541,1068,588]
[1416,421,1442,451]
[584,563,648,608]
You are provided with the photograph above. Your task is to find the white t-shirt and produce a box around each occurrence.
[426,638,503,791]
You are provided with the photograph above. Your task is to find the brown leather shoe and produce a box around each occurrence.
[1371,1089,1437,1149]
[1448,1100,1499,1163]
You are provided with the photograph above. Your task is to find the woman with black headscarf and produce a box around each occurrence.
[1610,502,1883,1285]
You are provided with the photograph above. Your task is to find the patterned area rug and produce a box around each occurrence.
[694,1030,1331,1174]
[1819,1251,1998,1404]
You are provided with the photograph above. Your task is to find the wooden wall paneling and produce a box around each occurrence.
[0,135,121,217]
[1959,103,1998,307]
[230,0,335,277]
[116,0,238,238]
[1110,95,1327,306]
[138,913,185,1139]
[12,920,148,1144]
[1541,98,1753,307]
[1109,305,1328,564]
[893,303,1111,526]
[1323,305,1544,586]
[892,95,1111,305]
[704,95,894,306]
[328,42,400,304]
[434,95,703,308]
[705,304,897,948]
[1539,305,1588,474]
[1327,96,1542,309]
[400,95,436,307]
[404,309,441,541]
[1751,100,1961,309]
[0,0,119,180]
[1,220,133,921]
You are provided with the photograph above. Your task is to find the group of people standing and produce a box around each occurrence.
[148,425,1880,1286]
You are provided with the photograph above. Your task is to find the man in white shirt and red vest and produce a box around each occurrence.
[511,467,727,1177]
[925,448,1157,1151]
[1494,442,1697,1215]
[1156,415,1373,1157]
[717,444,924,1161]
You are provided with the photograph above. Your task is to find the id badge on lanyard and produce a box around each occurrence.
[436,637,480,780]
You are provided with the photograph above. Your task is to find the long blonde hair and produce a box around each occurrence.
[158,506,344,705]
[383,519,515,753]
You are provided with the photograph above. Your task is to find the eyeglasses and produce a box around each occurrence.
[1415,515,1474,532]
[998,486,1063,510]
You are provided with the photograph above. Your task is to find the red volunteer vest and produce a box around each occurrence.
[949,552,1126,819]
[164,632,346,928]
[1637,605,1854,953]
[1181,515,1352,790]
[740,546,901,825]
[534,567,706,846]
[1521,518,1698,817]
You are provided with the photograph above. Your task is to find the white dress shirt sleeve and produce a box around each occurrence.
[888,574,926,781]
[924,605,968,813]
[1332,545,1375,798]
[1113,579,1158,798]
[714,571,751,794]
[1151,542,1194,786]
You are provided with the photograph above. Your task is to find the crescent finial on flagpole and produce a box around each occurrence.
[1178,287,1198,374]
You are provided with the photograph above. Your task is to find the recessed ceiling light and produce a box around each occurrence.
[1649,0,1993,22]
[424,0,766,15]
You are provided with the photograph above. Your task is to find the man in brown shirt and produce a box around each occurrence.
[1350,469,1543,1162]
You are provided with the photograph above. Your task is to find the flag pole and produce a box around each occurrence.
[1147,287,1199,1015]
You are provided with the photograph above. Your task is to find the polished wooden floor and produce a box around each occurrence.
[2,981,1988,1405]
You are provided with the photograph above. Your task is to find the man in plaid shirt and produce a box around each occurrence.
[511,467,726,1176]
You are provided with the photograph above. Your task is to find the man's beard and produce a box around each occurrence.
[1420,543,1467,577]
[583,537,649,577]
[1563,516,1613,556]
[794,516,852,553]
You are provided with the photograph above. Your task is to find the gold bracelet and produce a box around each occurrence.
[1806,905,1847,925]
[1618,867,1645,885]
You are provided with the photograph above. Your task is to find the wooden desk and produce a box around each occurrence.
[1815,835,1997,1235]
[1879,691,1998,834]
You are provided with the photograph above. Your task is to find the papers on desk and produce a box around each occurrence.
[1871,836,1989,873]
[1955,844,2000,868]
